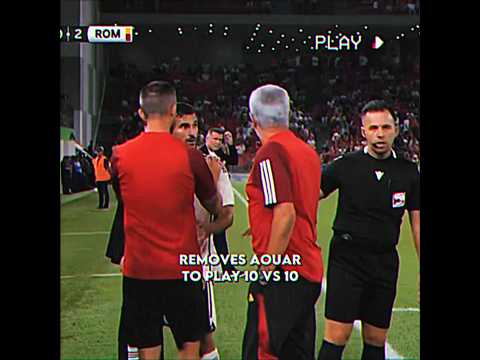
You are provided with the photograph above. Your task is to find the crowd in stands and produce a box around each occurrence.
[101,0,419,15]
[106,43,419,171]
[61,152,97,195]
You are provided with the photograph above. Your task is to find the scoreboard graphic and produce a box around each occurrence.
[60,26,134,43]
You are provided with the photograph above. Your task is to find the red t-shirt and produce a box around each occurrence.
[246,130,323,283]
[111,132,217,280]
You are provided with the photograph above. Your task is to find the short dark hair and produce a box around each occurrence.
[139,81,176,117]
[360,100,398,124]
[176,102,196,116]
[207,127,225,135]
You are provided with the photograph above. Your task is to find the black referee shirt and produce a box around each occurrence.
[321,147,420,250]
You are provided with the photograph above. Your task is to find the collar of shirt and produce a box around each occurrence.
[363,146,397,160]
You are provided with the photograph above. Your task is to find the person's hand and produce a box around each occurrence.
[242,228,251,237]
[224,131,234,146]
[120,256,125,273]
[205,155,222,183]
[197,222,210,243]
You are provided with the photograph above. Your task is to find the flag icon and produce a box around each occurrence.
[125,27,133,42]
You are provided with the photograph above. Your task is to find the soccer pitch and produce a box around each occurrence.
[61,180,419,360]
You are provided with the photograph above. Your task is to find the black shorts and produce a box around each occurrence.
[242,268,322,360]
[121,276,208,349]
[325,234,400,329]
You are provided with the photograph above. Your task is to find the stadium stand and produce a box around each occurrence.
[96,46,419,172]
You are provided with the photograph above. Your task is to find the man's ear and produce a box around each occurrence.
[361,126,366,139]
[394,123,400,137]
[138,108,147,121]
[170,103,177,118]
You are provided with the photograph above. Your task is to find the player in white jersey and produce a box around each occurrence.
[172,103,235,360]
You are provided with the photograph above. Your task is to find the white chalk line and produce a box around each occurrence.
[61,273,121,280]
[61,231,110,236]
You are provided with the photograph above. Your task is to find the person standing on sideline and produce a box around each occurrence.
[242,84,324,360]
[199,127,238,273]
[317,100,420,360]
[111,81,222,360]
[172,102,234,360]
[93,146,111,209]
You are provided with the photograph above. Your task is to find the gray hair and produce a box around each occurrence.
[248,84,290,128]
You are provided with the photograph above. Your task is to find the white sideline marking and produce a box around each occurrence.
[232,186,248,207]
[61,273,121,280]
[61,231,110,236]
[393,307,420,313]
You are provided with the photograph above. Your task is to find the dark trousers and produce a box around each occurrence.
[213,231,234,271]
[96,181,110,208]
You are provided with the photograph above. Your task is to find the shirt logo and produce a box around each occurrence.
[392,192,406,208]
[375,170,384,181]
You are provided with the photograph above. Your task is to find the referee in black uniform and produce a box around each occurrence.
[317,100,420,360]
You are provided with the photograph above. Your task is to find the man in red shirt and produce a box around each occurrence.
[111,81,222,360]
[242,84,324,360]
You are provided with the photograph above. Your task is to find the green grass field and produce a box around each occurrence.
[61,181,419,360]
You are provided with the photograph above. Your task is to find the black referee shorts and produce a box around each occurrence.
[121,276,208,349]
[325,234,400,329]
[242,268,322,360]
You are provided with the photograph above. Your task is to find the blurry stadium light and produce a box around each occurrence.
[246,46,250,50]
[364,26,368,30]
[209,23,214,27]
[256,23,261,27]
[253,32,257,36]
[339,33,342,36]
[224,32,227,36]
[296,48,300,52]
[396,36,400,39]
[291,38,295,42]
[401,33,405,37]
[149,29,152,33]
[281,34,285,38]
[225,26,229,30]
[251,38,254,41]
[308,35,312,39]
[310,46,314,50]
[261,43,265,47]
[209,30,213,34]
[269,29,273,34]
[285,45,289,49]
[328,30,332,34]
[411,27,415,31]
[299,29,304,33]
[194,26,198,31]
[356,32,360,35]
[416,25,420,28]
[303,40,307,44]
[335,25,339,28]
[276,40,281,44]
[272,47,275,51]
[135,32,139,36]
[258,49,261,53]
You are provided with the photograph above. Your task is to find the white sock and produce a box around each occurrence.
[201,348,220,360]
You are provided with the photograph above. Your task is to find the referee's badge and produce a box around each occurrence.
[392,192,406,208]
[248,293,254,303]
[375,170,384,181]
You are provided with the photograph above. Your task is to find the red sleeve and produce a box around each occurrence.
[110,147,119,178]
[188,148,217,203]
[252,142,293,207]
